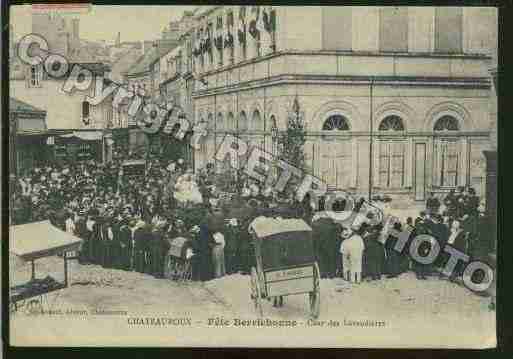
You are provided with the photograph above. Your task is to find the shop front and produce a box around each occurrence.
[9,98,50,175]
[51,130,108,164]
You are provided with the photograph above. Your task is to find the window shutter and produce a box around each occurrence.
[390,141,405,188]
[378,141,389,187]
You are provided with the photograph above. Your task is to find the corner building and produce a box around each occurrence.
[189,6,497,203]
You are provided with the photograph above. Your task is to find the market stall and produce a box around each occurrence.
[10,221,83,312]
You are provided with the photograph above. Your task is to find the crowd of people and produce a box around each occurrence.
[315,187,492,284]
[10,156,311,282]
[10,155,492,286]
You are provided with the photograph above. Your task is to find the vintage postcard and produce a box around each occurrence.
[8,5,498,348]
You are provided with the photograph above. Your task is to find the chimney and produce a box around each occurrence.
[116,32,121,47]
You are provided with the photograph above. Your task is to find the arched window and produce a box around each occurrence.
[227,112,235,131]
[238,111,248,132]
[434,115,459,131]
[379,115,405,131]
[322,114,350,131]
[252,109,263,131]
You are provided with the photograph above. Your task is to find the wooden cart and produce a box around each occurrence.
[249,217,320,318]
[10,221,83,314]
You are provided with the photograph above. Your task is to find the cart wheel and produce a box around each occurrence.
[309,262,321,319]
[250,267,264,317]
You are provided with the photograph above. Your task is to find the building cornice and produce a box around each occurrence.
[194,50,492,79]
[192,74,491,98]
[215,130,490,137]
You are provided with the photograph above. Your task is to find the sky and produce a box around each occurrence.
[10,5,197,44]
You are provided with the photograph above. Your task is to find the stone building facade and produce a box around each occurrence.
[186,6,497,203]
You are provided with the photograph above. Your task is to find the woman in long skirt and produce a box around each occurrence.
[211,232,226,278]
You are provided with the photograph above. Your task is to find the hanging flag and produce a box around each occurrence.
[256,6,266,34]
[205,24,212,53]
[215,16,223,51]
[248,6,259,39]
[270,8,276,33]
[224,22,233,48]
[238,15,246,45]
[263,6,274,33]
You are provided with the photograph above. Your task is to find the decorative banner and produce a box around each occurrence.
[238,6,246,45]
[263,7,276,33]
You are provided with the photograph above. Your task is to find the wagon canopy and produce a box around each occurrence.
[250,217,312,239]
[10,220,83,261]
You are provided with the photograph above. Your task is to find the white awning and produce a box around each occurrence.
[59,131,103,141]
[10,221,83,261]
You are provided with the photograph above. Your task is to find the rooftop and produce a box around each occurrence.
[126,41,179,76]
[10,98,46,114]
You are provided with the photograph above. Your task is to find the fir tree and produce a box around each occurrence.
[278,96,306,171]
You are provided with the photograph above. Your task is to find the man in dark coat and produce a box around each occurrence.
[384,222,403,278]
[134,224,151,273]
[233,201,256,274]
[101,217,114,268]
[198,221,214,281]
[110,215,123,269]
[362,224,385,281]
[312,217,338,278]
[222,206,240,274]
[426,192,441,215]
[431,214,450,270]
[118,219,136,271]
[149,222,167,278]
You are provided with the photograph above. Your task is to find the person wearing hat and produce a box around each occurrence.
[149,217,168,278]
[362,223,385,281]
[426,192,441,215]
[86,209,101,265]
[222,206,240,275]
[134,221,151,273]
[118,218,137,271]
[339,224,365,284]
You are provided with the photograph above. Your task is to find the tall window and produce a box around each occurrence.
[435,7,462,53]
[321,115,352,189]
[227,112,236,132]
[378,116,406,188]
[322,7,352,50]
[379,7,408,52]
[29,65,42,87]
[238,111,248,133]
[434,115,460,187]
